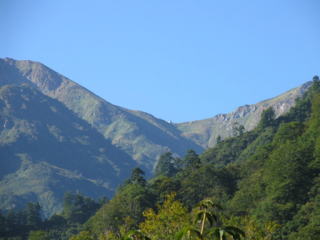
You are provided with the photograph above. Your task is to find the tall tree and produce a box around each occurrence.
[194,199,221,235]
[154,152,178,177]
[24,202,42,229]
[259,107,276,129]
[139,193,189,240]
[130,168,147,186]
[184,150,201,169]
[62,193,100,224]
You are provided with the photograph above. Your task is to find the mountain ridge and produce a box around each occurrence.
[1,58,312,167]
[0,58,203,171]
[0,57,312,166]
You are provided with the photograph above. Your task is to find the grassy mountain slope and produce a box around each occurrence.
[0,84,136,216]
[0,58,203,171]
[176,82,311,148]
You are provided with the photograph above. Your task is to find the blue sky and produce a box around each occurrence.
[1,0,319,122]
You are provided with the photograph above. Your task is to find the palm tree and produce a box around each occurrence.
[195,199,222,235]
[178,224,244,240]
[176,226,203,240]
[209,226,245,240]
[192,199,245,240]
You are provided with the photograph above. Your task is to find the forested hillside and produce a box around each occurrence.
[2,76,319,239]
[73,76,320,240]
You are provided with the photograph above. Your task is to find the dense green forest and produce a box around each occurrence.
[2,76,320,240]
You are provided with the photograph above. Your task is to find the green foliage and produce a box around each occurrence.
[228,79,320,239]
[216,135,222,144]
[181,199,245,240]
[69,231,95,240]
[85,182,155,236]
[201,131,258,166]
[194,199,221,235]
[28,230,50,240]
[258,107,276,129]
[272,122,304,145]
[125,229,151,240]
[149,176,181,204]
[129,168,147,186]
[224,216,279,240]
[24,203,42,229]
[154,152,179,177]
[0,193,101,240]
[139,193,189,240]
[177,165,236,208]
[209,225,245,240]
[62,193,101,224]
[286,176,320,240]
[184,150,201,169]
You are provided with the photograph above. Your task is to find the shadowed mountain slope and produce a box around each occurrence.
[0,84,135,216]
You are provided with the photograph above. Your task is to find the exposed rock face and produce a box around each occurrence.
[176,81,311,148]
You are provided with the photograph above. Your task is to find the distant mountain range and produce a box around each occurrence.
[0,58,311,215]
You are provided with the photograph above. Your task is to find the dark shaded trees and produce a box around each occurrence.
[154,152,179,177]
[62,193,100,224]
[130,168,147,186]
[259,107,276,129]
[184,150,201,169]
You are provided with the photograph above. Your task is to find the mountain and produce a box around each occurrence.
[0,58,311,171]
[0,57,313,217]
[176,82,311,148]
[0,84,135,216]
[0,58,203,171]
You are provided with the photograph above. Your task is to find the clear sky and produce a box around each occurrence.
[1,0,319,122]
